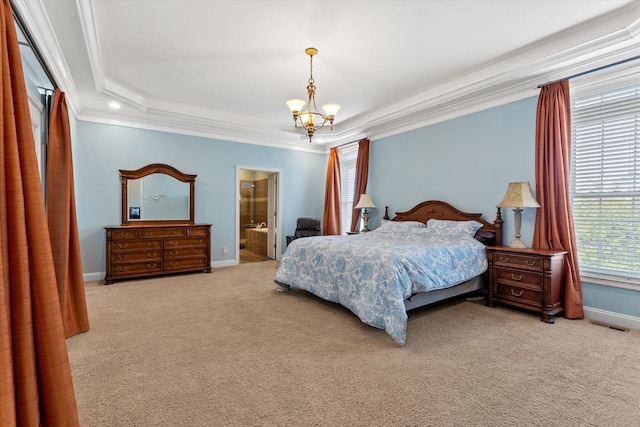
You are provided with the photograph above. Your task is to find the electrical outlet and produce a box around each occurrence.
[222,247,228,254]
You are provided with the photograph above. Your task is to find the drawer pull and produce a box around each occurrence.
[147,263,157,269]
[144,231,152,236]
[170,251,178,256]
[117,266,128,272]
[118,254,129,260]
[170,261,177,266]
[195,239,203,244]
[195,259,202,264]
[195,249,203,254]
[525,260,537,267]
[511,288,524,297]
[118,243,128,249]
[119,232,129,238]
[174,231,180,235]
[148,242,158,247]
[147,253,157,258]
[169,241,178,246]
[511,273,523,281]
[499,256,510,263]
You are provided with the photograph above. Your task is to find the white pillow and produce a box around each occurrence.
[376,219,426,232]
[423,219,483,239]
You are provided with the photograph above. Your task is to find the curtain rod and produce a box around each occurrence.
[333,138,368,149]
[538,54,640,88]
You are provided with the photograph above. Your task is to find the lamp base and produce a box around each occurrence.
[508,238,527,249]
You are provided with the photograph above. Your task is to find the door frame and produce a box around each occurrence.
[235,165,283,264]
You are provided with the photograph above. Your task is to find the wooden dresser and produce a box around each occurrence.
[105,224,212,284]
[485,246,566,323]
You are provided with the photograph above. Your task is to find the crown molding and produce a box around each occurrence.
[11,0,82,114]
[13,0,640,153]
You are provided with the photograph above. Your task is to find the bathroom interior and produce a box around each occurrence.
[239,170,271,262]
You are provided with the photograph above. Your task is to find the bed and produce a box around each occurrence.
[274,200,503,345]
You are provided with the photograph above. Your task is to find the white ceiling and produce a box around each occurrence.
[13,0,640,153]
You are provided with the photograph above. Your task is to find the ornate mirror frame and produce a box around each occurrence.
[120,163,196,226]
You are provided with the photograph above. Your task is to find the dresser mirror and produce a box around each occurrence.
[120,163,196,225]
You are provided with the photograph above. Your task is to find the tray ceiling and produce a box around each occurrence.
[13,0,640,152]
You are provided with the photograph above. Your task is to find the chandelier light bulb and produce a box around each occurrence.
[322,103,341,117]
[286,99,305,113]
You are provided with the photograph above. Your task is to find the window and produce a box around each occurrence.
[339,143,358,234]
[570,77,640,286]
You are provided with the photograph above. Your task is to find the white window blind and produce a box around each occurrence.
[339,143,358,234]
[570,82,640,285]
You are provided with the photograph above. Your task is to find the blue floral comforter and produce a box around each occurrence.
[273,229,488,345]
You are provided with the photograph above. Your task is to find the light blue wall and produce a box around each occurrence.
[367,96,640,319]
[74,121,326,275]
[72,96,639,320]
[369,97,539,245]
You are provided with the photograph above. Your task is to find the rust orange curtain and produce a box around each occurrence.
[323,147,342,235]
[533,80,584,319]
[47,89,89,338]
[0,0,80,424]
[350,139,370,232]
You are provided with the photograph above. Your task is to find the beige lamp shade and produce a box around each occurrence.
[498,182,540,208]
[354,194,376,209]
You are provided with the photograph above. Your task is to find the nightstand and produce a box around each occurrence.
[485,246,566,323]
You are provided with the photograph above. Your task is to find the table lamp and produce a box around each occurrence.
[354,194,376,232]
[497,182,540,248]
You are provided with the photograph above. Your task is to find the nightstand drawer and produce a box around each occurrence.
[494,253,543,272]
[495,283,542,306]
[493,267,542,289]
[486,246,566,323]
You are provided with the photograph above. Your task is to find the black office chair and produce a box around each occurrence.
[286,217,322,246]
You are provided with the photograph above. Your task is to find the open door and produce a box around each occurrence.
[236,166,282,264]
[267,172,277,259]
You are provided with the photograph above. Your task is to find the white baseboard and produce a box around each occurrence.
[211,259,238,268]
[84,272,104,282]
[583,306,640,331]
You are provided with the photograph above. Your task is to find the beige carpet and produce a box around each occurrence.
[68,261,640,426]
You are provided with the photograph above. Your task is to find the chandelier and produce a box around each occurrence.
[286,47,340,143]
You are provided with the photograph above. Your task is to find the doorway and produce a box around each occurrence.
[236,166,282,264]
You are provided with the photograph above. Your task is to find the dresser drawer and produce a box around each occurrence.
[494,253,543,272]
[493,267,542,289]
[165,247,207,258]
[111,229,138,240]
[165,237,207,248]
[139,227,186,238]
[112,239,161,251]
[164,257,207,270]
[112,250,162,263]
[112,261,162,276]
[187,227,208,237]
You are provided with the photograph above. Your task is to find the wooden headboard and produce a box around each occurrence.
[383,200,503,246]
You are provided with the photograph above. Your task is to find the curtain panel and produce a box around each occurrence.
[0,0,80,424]
[349,139,370,233]
[533,80,584,319]
[47,89,89,338]
[323,147,342,235]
